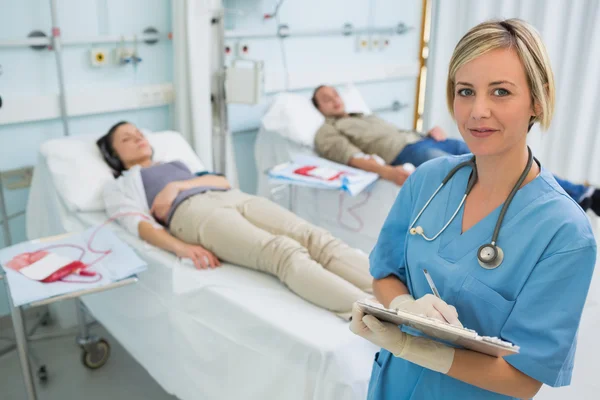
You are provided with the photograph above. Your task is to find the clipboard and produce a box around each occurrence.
[356,299,519,358]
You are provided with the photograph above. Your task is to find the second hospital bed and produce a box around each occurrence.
[255,88,401,253]
[25,130,379,400]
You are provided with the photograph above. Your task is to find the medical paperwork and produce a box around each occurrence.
[267,155,379,196]
[357,298,519,358]
[0,227,147,307]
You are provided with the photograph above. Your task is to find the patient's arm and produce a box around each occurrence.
[349,157,411,186]
[176,175,231,191]
[151,175,231,222]
[138,221,220,269]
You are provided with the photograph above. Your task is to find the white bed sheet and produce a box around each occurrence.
[255,126,400,253]
[26,155,379,400]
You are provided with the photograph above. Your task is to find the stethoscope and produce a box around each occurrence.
[409,147,538,270]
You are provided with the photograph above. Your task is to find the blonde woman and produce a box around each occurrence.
[350,19,596,399]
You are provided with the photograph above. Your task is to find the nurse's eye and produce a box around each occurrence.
[493,88,510,96]
[457,88,474,97]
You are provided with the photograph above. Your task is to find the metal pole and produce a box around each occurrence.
[75,299,90,342]
[224,25,412,40]
[214,9,229,175]
[49,0,70,136]
[3,276,38,400]
[0,175,13,246]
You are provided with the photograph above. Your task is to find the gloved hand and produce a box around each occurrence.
[350,304,455,374]
[389,294,462,327]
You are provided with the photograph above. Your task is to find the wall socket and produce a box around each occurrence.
[356,36,369,52]
[90,48,109,67]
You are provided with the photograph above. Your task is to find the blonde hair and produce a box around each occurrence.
[446,19,555,131]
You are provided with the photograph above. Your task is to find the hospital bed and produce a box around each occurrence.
[25,131,379,400]
[255,88,400,253]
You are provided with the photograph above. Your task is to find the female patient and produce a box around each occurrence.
[97,121,371,318]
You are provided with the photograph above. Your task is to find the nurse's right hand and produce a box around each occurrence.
[349,304,455,374]
[390,294,463,327]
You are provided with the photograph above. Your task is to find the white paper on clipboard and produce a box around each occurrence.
[356,299,519,358]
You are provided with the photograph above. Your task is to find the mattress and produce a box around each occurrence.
[26,156,379,400]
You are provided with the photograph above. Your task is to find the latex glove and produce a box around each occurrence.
[390,294,463,327]
[350,304,455,373]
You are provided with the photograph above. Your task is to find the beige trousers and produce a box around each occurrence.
[169,189,372,314]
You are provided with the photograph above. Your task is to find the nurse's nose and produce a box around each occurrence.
[470,95,492,120]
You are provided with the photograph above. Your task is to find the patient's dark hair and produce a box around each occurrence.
[311,85,326,109]
[96,121,129,177]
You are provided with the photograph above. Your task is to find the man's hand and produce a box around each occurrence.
[150,182,181,223]
[428,126,447,142]
[175,243,221,269]
[382,165,412,186]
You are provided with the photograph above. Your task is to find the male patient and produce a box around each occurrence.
[312,85,469,186]
[312,85,600,213]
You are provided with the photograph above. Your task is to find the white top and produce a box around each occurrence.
[103,165,164,238]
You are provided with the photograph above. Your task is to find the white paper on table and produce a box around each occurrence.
[267,155,379,196]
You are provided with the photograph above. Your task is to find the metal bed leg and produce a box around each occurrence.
[2,273,38,400]
[289,184,296,212]
[10,306,38,400]
[75,299,110,369]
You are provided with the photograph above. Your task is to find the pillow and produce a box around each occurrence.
[260,84,371,147]
[341,85,372,115]
[40,130,205,212]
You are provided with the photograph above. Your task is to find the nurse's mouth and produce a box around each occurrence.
[469,128,498,138]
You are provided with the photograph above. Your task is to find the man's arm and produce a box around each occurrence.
[348,157,410,185]
[314,123,363,165]
[348,157,410,186]
[314,124,411,186]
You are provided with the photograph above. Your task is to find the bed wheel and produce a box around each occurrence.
[81,338,111,369]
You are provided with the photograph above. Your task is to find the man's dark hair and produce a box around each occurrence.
[311,85,327,109]
[96,121,129,176]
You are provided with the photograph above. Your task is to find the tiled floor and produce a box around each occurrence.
[0,322,176,400]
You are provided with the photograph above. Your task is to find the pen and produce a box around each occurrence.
[423,269,441,299]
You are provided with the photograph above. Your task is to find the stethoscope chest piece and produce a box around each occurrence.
[477,244,504,270]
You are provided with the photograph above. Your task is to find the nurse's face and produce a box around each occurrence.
[453,48,538,157]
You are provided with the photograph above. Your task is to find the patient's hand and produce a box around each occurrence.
[151,182,181,223]
[383,166,412,186]
[427,126,447,142]
[175,243,221,269]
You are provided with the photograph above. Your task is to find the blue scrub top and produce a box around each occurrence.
[368,155,596,400]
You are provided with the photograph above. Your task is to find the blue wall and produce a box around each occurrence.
[0,0,173,316]
[0,0,423,316]
[224,0,423,194]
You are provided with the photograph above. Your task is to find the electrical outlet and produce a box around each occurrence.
[355,36,369,52]
[237,42,250,58]
[90,48,109,67]
[370,36,381,51]
[380,37,390,50]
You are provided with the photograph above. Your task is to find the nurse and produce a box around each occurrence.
[350,18,596,399]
